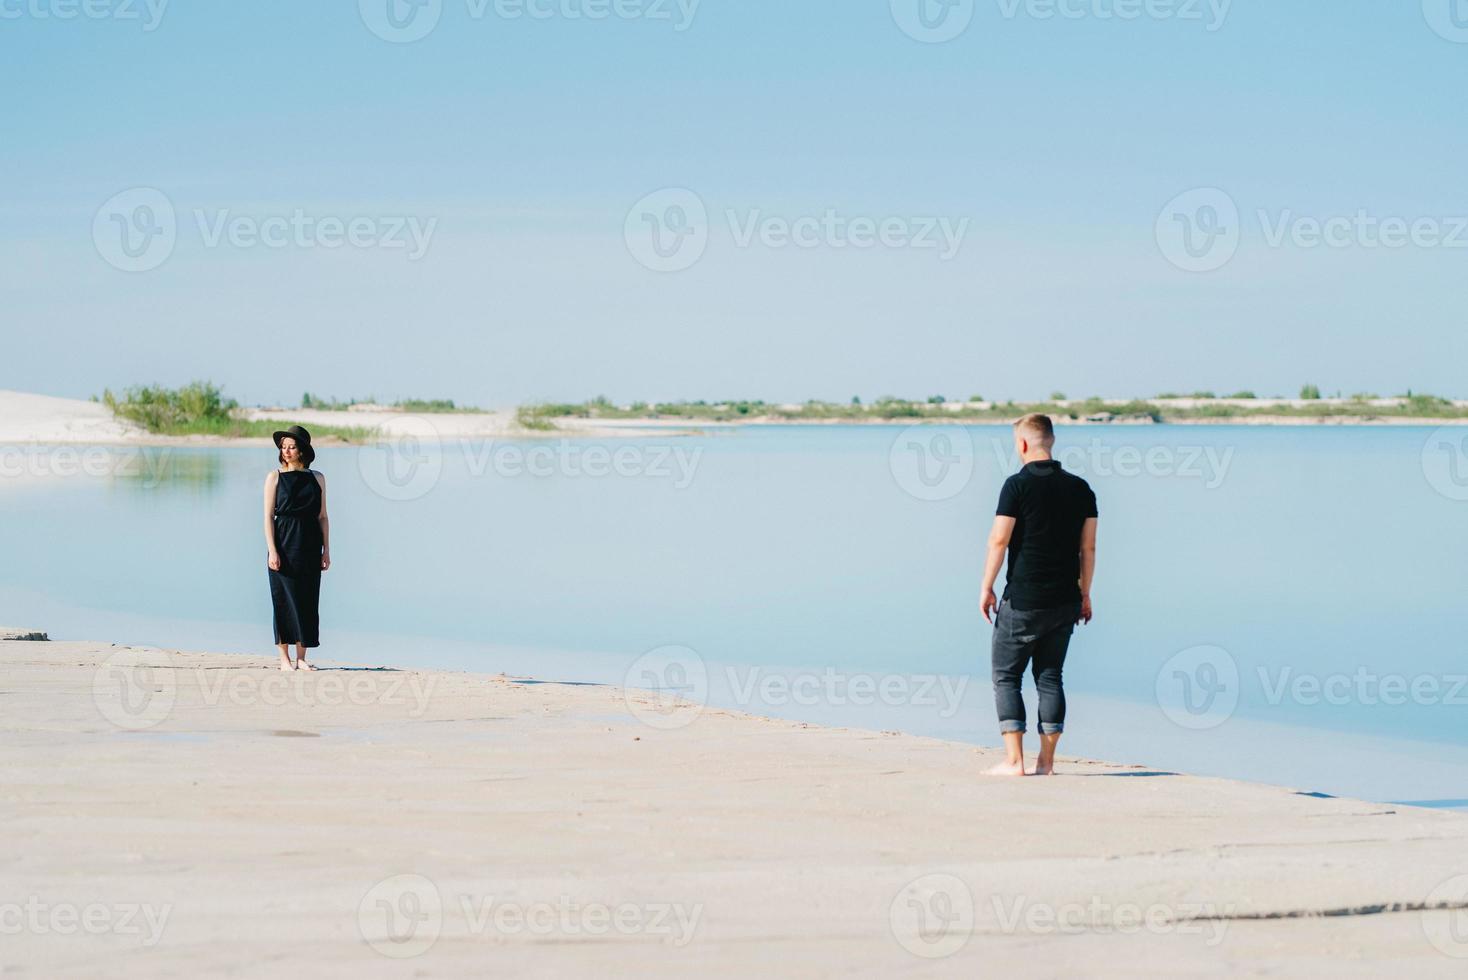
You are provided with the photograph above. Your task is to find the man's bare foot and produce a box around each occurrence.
[1034,758,1056,776]
[983,759,1026,777]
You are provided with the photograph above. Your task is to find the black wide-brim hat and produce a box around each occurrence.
[272,424,315,463]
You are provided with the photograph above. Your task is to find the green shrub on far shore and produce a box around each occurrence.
[103,381,238,431]
[102,381,371,441]
[300,392,481,413]
[302,392,367,410]
[515,405,560,430]
[1405,393,1453,414]
[396,398,480,413]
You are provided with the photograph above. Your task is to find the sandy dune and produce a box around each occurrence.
[0,390,149,443]
[4,638,1467,977]
[0,391,690,445]
[244,404,521,439]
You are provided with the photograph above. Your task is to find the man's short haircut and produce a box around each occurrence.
[1013,413,1055,447]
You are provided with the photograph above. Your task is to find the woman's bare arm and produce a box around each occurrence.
[315,471,330,571]
[263,471,280,570]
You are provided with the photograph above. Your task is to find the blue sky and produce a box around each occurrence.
[3,0,1466,406]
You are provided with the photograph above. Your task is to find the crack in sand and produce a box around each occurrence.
[1103,832,1465,862]
[1178,897,1468,922]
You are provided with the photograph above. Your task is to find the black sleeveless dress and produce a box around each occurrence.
[268,469,324,647]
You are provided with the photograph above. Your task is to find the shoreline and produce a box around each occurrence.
[10,607,1468,809]
[7,637,1468,975]
[595,414,1468,428]
[1,414,1460,450]
[6,390,1467,450]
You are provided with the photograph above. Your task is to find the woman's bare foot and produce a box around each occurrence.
[983,759,1026,777]
[297,660,317,671]
[278,654,294,671]
[1034,757,1056,776]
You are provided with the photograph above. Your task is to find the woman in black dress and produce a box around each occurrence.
[263,425,331,670]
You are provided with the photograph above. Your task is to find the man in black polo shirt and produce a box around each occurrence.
[979,413,1098,776]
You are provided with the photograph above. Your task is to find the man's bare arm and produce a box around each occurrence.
[1077,517,1097,624]
[980,515,1015,624]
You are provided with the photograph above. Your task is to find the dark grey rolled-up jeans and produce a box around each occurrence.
[991,596,1082,735]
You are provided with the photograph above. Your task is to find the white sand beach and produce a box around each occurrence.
[0,390,691,446]
[5,637,1467,977]
[0,391,150,444]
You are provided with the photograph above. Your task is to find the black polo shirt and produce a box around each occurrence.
[995,459,1098,610]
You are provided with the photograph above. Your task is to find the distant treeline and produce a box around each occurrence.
[516,391,1468,425]
[98,382,1467,434]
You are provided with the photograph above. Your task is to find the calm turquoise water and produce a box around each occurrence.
[3,424,1465,808]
